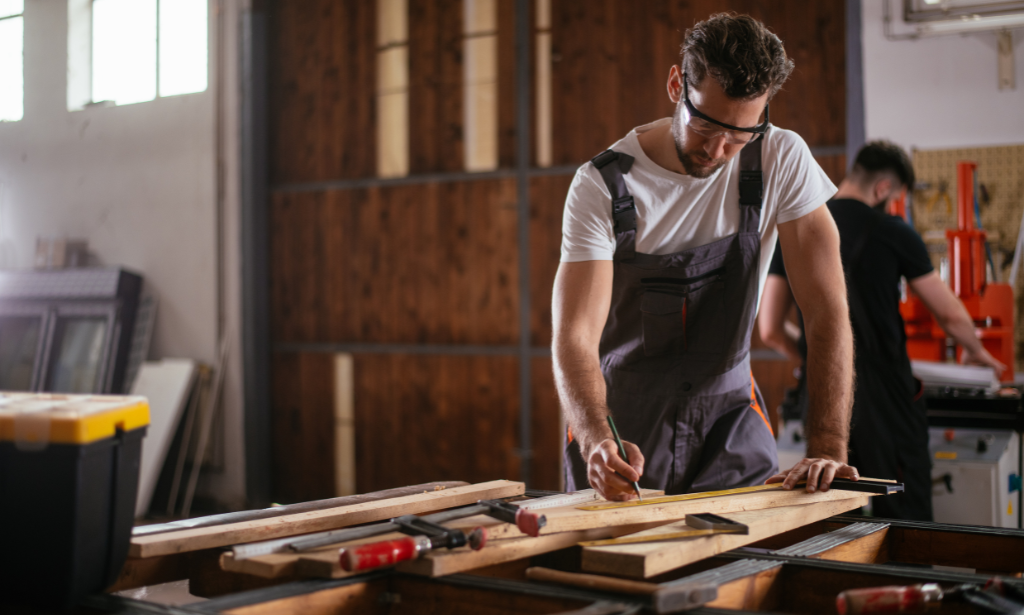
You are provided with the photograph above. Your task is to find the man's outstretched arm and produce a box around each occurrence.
[766,206,859,492]
[909,271,1007,375]
[552,260,644,500]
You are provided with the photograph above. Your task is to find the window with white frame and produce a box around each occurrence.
[68,0,208,110]
[0,0,24,122]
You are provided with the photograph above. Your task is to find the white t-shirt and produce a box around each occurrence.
[560,118,837,303]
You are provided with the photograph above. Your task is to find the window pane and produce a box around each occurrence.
[92,0,157,106]
[0,0,23,19]
[47,318,108,393]
[0,16,23,122]
[0,317,40,391]
[159,0,208,96]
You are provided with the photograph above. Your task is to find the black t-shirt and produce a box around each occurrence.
[769,198,934,363]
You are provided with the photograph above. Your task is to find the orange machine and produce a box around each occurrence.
[899,161,1015,382]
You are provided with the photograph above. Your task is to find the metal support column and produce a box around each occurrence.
[515,0,533,486]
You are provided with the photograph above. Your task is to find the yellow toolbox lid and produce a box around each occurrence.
[0,393,150,447]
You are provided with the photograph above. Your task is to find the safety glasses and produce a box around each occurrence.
[681,72,769,145]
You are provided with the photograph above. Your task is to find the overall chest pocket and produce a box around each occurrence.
[640,268,726,358]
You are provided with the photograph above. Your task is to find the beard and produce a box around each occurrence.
[670,105,728,178]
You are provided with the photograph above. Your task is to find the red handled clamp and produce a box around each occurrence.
[341,515,486,573]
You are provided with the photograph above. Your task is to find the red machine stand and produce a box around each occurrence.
[900,161,1015,382]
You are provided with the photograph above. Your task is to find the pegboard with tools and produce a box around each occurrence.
[911,144,1024,371]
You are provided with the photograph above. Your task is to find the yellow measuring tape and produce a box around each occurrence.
[576,482,799,511]
[577,476,893,511]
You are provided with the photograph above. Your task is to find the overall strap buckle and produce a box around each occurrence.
[612,196,637,233]
[738,170,763,207]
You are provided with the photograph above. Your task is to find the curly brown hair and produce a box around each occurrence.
[681,13,794,101]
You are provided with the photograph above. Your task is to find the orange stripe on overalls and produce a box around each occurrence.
[750,372,773,436]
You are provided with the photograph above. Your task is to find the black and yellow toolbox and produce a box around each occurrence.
[0,393,149,608]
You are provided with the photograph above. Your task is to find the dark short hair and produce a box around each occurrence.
[851,140,916,190]
[681,13,795,100]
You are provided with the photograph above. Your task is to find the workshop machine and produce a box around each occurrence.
[893,160,1022,528]
[899,161,1015,381]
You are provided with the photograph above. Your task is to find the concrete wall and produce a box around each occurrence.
[862,1,1024,151]
[0,0,246,509]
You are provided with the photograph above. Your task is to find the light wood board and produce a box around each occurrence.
[581,495,869,578]
[131,479,523,558]
[444,484,871,541]
[398,522,663,578]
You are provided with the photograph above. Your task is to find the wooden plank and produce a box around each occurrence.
[130,480,524,558]
[580,496,869,578]
[525,567,658,595]
[399,522,662,577]
[106,553,193,592]
[809,526,891,565]
[446,484,872,541]
[704,564,784,612]
[222,578,389,615]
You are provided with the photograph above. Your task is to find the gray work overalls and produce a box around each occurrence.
[565,136,778,495]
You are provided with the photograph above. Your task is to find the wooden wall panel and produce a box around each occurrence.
[530,174,574,347]
[270,0,376,184]
[271,352,336,503]
[531,357,563,491]
[408,0,464,174]
[815,154,848,187]
[353,354,521,492]
[270,179,520,345]
[497,0,519,169]
[549,0,846,165]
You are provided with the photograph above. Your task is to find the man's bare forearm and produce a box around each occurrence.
[803,310,854,462]
[552,337,612,459]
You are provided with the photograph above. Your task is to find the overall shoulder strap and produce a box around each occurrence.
[738,135,764,234]
[591,149,637,260]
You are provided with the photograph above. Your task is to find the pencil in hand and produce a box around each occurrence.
[606,415,643,502]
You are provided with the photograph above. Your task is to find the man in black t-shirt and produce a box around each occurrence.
[759,141,1005,520]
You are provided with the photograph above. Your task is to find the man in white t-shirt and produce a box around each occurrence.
[553,13,858,500]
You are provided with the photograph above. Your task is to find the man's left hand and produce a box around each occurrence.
[765,458,859,492]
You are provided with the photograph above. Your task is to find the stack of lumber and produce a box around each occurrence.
[118,477,875,599]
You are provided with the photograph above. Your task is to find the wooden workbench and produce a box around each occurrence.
[6,485,1024,614]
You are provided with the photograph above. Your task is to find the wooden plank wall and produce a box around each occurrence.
[267,0,847,502]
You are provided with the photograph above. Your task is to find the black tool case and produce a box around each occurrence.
[0,393,149,609]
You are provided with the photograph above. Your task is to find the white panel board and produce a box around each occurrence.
[131,359,196,517]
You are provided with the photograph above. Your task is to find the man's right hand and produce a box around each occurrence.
[962,345,1007,377]
[586,439,645,501]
